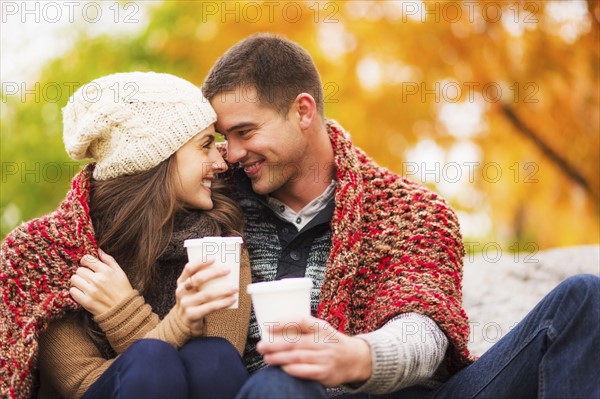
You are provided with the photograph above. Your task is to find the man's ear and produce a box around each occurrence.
[293,93,317,130]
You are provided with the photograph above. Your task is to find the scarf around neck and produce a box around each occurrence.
[145,210,218,319]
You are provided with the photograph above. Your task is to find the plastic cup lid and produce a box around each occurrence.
[184,236,243,247]
[247,278,313,294]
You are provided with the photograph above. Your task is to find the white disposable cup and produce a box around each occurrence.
[246,278,313,342]
[184,236,243,309]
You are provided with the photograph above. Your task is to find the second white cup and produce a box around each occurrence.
[247,277,313,342]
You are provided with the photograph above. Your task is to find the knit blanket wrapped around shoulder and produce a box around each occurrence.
[311,121,474,370]
[1,164,97,399]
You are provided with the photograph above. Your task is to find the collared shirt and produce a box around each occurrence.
[266,180,337,231]
[231,171,335,372]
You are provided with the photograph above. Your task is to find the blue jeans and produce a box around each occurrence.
[235,274,600,399]
[82,337,248,399]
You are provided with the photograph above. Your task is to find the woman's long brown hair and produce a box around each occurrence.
[82,156,243,352]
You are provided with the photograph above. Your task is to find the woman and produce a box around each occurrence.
[0,72,250,399]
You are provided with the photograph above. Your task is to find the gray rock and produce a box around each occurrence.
[462,245,600,356]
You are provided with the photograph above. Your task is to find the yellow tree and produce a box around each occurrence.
[2,0,598,254]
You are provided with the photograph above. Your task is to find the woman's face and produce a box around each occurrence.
[173,124,228,210]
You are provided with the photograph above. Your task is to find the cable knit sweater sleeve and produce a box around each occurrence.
[94,290,192,352]
[346,313,448,394]
[38,291,191,399]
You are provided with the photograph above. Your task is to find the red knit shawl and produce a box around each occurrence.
[1,165,97,399]
[317,121,474,373]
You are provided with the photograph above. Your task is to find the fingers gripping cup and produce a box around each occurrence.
[246,278,313,342]
[184,236,243,309]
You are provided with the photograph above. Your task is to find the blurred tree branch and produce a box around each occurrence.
[501,105,597,201]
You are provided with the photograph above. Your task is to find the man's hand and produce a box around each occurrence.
[70,249,135,316]
[256,316,372,387]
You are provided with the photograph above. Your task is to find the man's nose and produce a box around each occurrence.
[226,138,246,164]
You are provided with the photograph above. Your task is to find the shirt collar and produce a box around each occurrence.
[266,180,337,230]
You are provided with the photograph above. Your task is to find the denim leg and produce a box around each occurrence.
[431,274,600,399]
[336,385,432,399]
[234,368,431,399]
[539,274,600,397]
[81,339,188,399]
[235,366,329,399]
[179,337,249,399]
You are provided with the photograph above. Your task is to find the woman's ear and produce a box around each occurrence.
[293,93,317,130]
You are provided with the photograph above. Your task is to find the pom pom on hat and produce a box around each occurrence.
[63,71,217,180]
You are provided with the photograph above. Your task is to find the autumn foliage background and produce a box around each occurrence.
[1,1,599,256]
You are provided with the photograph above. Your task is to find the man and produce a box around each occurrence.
[202,33,599,398]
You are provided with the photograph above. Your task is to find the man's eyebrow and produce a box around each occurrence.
[225,122,255,134]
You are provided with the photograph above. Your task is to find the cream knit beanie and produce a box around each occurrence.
[63,71,217,180]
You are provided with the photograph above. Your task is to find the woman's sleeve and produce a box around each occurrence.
[94,290,192,352]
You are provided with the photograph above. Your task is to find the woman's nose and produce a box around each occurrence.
[212,152,228,173]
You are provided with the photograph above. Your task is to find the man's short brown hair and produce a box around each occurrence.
[202,33,324,116]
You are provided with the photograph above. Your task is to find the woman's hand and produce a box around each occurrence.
[175,259,239,336]
[70,249,135,317]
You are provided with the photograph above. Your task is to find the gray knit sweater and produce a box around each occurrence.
[234,176,448,395]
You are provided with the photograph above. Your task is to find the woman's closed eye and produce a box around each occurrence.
[202,136,215,149]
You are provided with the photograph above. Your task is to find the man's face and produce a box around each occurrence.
[211,86,306,197]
